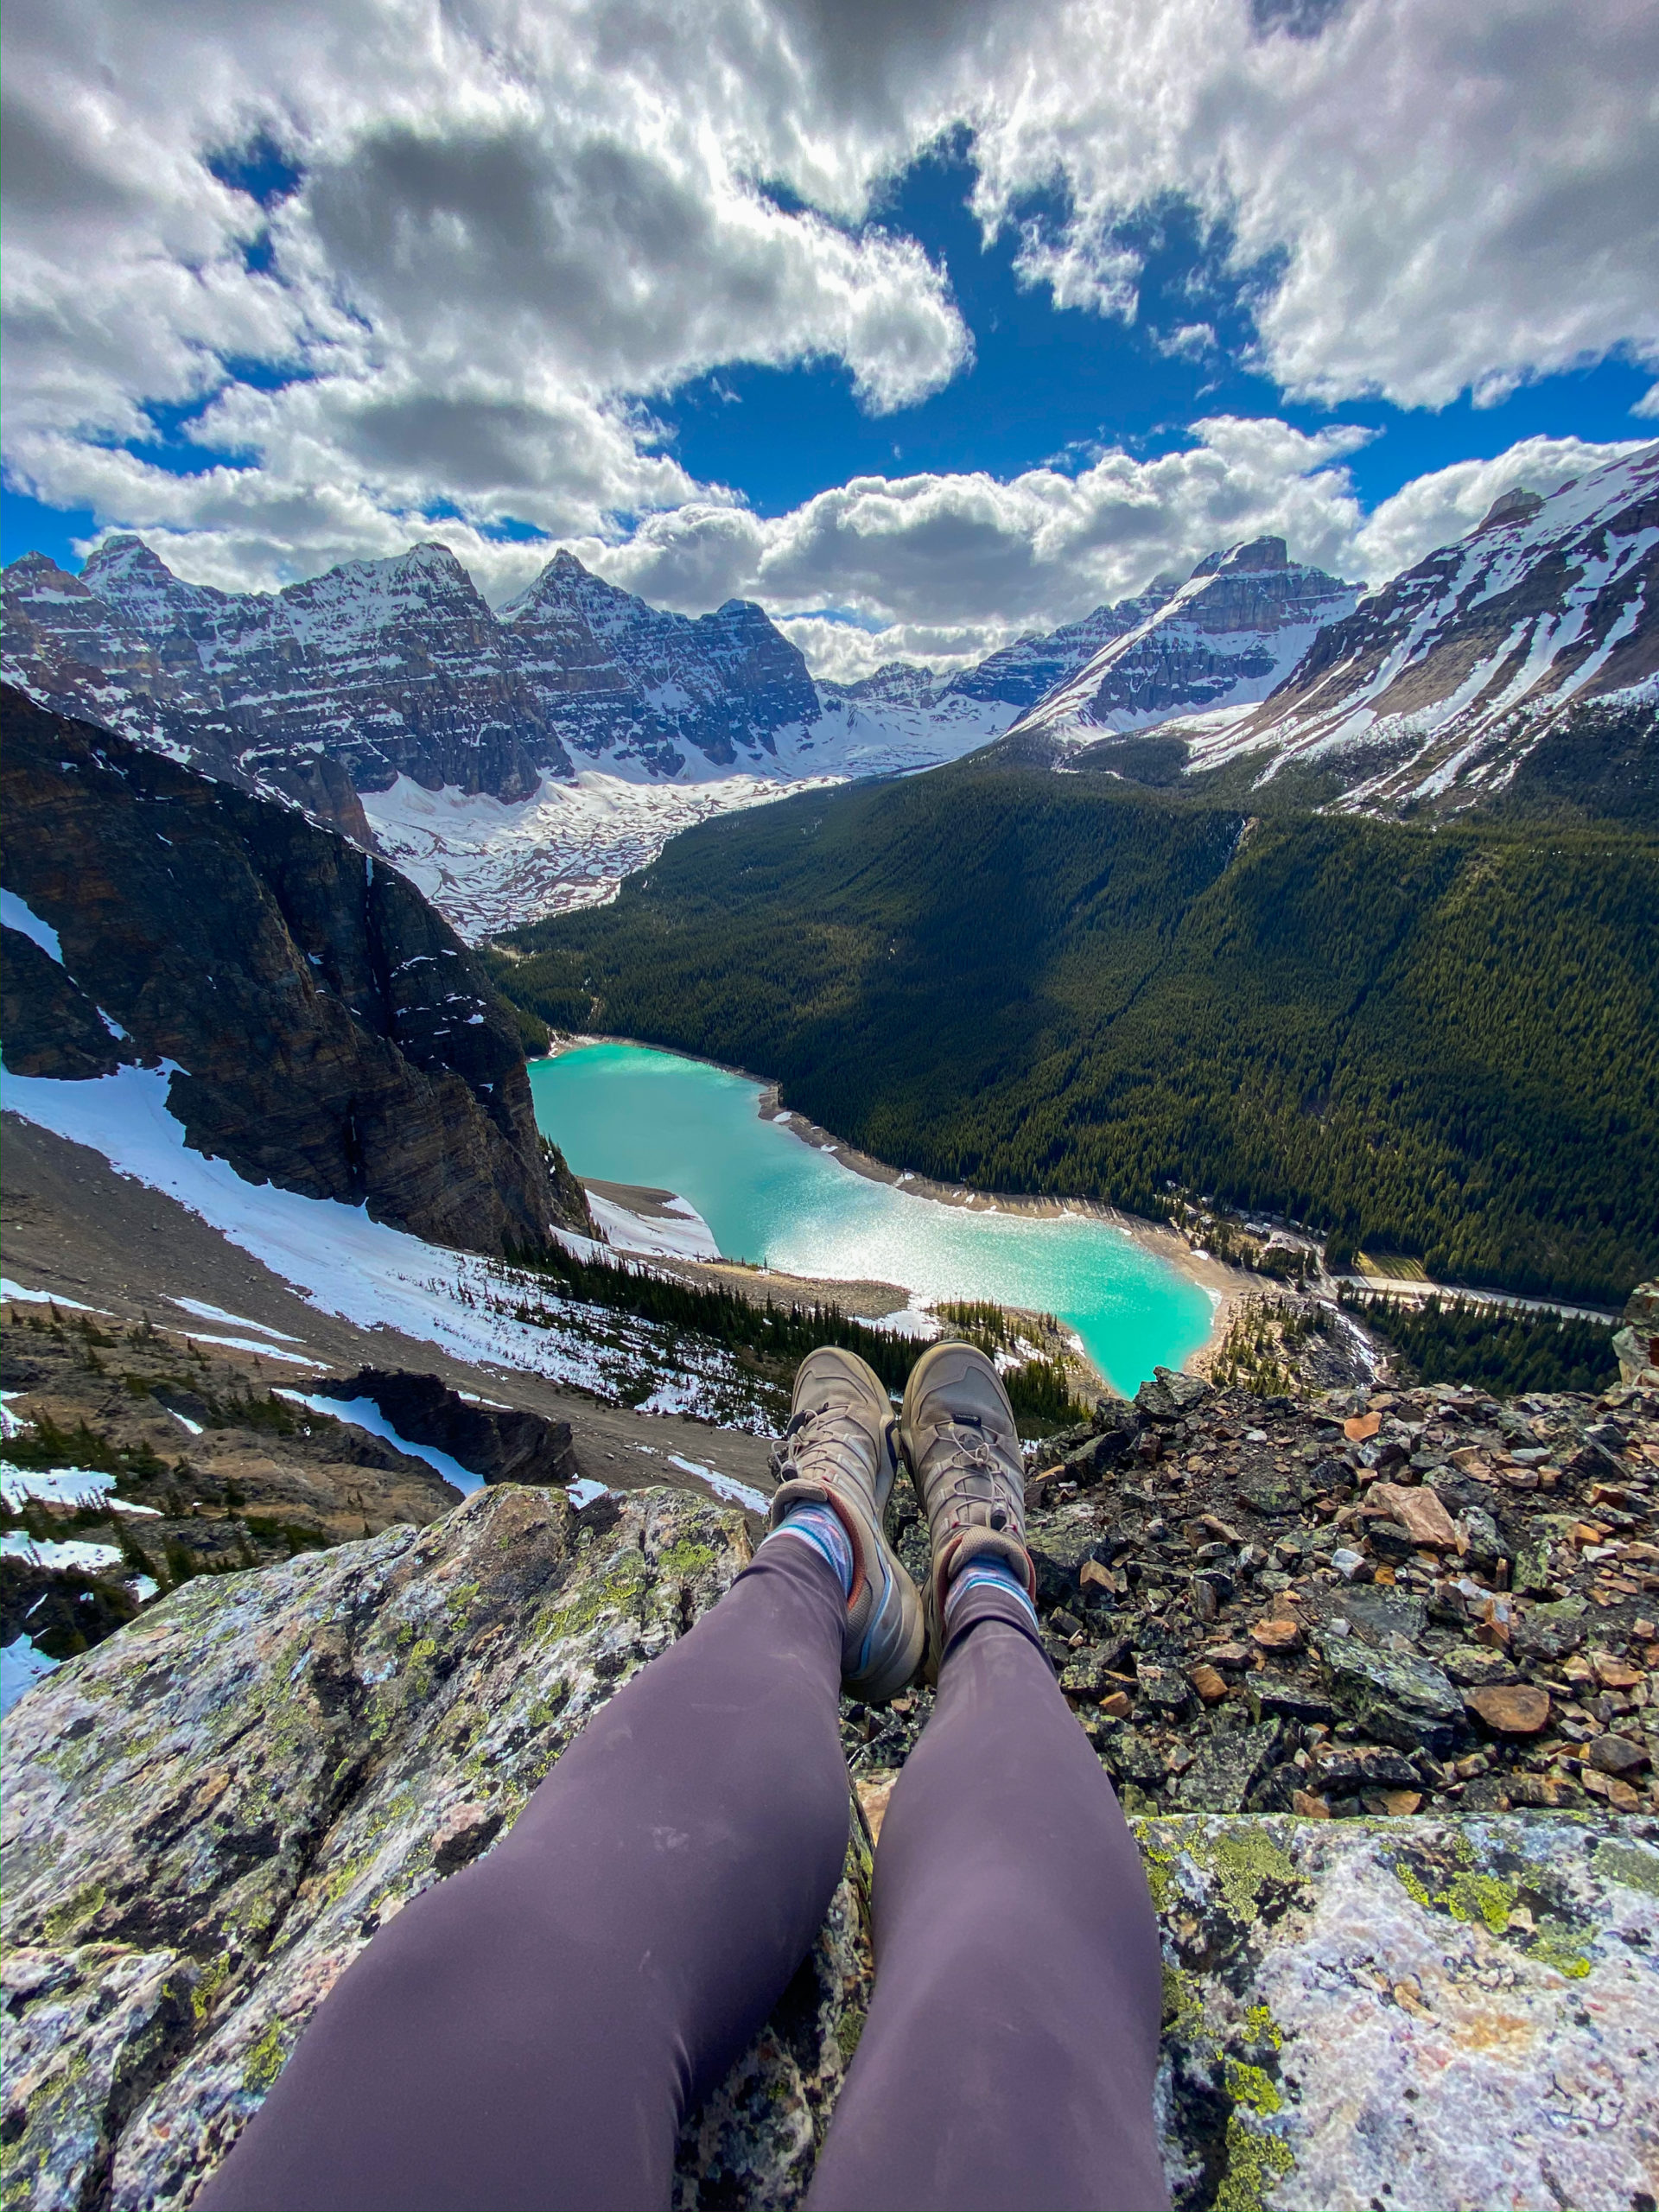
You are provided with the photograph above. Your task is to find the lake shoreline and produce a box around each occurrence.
[537,1032,1249,1375]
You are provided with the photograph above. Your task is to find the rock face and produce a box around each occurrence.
[1012,539,1360,748]
[0,687,588,1255]
[500,550,822,776]
[939,582,1179,714]
[314,1368,578,1488]
[1,538,560,807]
[0,537,824,805]
[5,1480,1656,2212]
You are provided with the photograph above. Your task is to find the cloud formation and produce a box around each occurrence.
[3,0,1656,655]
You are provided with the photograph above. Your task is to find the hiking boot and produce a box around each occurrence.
[768,1347,925,1702]
[899,1339,1036,1676]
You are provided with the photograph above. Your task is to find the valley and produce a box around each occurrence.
[494,764,1659,1309]
[528,1039,1218,1396]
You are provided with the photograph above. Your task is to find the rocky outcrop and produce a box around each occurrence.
[1618,1282,1659,1387]
[845,1370,1659,1822]
[0,1312,467,1615]
[4,1480,1656,2212]
[315,1368,578,1487]
[0,687,590,1255]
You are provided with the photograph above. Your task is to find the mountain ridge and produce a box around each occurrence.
[6,449,1654,944]
[0,685,591,1256]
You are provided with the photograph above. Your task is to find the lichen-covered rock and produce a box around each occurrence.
[1,1484,871,2212]
[5,1485,1656,2212]
[1144,1812,1659,2212]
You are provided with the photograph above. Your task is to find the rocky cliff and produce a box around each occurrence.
[0,686,588,1255]
[0,537,825,804]
[939,582,1179,713]
[501,550,823,775]
[3,1479,1656,2212]
[1011,538,1361,749]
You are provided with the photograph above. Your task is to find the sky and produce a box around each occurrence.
[3,0,1656,679]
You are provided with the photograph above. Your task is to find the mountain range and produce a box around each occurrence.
[1016,449,1658,817]
[3,445,1654,938]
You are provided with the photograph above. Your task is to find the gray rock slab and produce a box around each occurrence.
[3,1484,1656,2212]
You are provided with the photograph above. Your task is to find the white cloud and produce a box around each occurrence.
[1352,434,1655,582]
[3,0,1656,631]
[962,0,1659,410]
[584,416,1372,632]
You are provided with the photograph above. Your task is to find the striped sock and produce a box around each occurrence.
[766,1501,854,1599]
[944,1556,1039,1631]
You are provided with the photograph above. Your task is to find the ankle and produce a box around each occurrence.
[943,1554,1038,1633]
[766,1499,855,1599]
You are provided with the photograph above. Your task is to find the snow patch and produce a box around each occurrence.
[2,1634,58,1716]
[0,1059,769,1429]
[0,1464,161,1514]
[666,1455,769,1513]
[275,1390,484,1497]
[583,1188,721,1261]
[1,888,63,965]
[0,1532,125,1573]
[174,1332,320,1365]
[0,1279,102,1312]
[169,1298,303,1341]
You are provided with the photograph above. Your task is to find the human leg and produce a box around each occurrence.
[197,1535,852,2212]
[807,1344,1168,2212]
[808,1604,1168,2212]
[198,1348,923,2212]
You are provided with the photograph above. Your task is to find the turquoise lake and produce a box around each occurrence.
[530,1042,1213,1396]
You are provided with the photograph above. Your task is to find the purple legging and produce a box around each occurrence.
[197,1538,1168,2212]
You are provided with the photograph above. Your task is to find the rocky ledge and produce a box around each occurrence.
[842,1366,1659,1825]
[4,1481,1656,2212]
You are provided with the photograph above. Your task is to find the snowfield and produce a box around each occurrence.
[360,687,1014,940]
[0,1059,779,1432]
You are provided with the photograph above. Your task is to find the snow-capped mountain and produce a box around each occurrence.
[500,550,821,776]
[3,537,557,806]
[1168,446,1659,812]
[1017,446,1658,815]
[940,583,1179,714]
[1010,537,1361,744]
[1,536,1027,934]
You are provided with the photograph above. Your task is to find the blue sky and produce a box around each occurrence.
[664,145,1655,528]
[7,142,1650,577]
[4,0,1655,673]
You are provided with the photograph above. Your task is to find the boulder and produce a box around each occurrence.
[1135,1367,1212,1421]
[5,1486,1658,2212]
[1319,1637,1465,1753]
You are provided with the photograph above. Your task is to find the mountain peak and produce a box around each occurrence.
[82,534,175,581]
[1477,486,1546,532]
[1191,537,1290,580]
